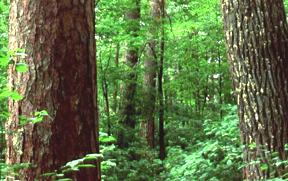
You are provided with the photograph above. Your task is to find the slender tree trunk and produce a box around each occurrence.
[6,0,100,180]
[201,75,210,115]
[118,0,141,148]
[143,0,162,148]
[99,55,111,136]
[103,80,111,136]
[112,43,120,113]
[217,47,223,119]
[159,0,166,160]
[222,0,288,179]
[143,43,157,148]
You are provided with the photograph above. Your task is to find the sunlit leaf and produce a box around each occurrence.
[77,164,96,169]
[15,62,29,73]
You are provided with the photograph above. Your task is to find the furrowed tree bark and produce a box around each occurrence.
[118,0,140,148]
[221,0,288,179]
[7,0,100,180]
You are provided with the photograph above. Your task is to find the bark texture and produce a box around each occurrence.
[7,0,100,180]
[118,0,140,148]
[221,0,288,179]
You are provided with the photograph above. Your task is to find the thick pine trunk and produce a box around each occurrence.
[118,0,141,148]
[221,0,288,179]
[6,0,100,180]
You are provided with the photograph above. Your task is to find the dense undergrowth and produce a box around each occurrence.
[98,104,241,181]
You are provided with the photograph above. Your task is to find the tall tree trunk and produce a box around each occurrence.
[99,54,111,136]
[118,0,141,148]
[221,0,288,179]
[158,0,166,160]
[143,0,161,148]
[112,43,120,113]
[217,47,223,119]
[6,0,100,180]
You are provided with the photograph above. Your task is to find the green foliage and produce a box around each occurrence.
[0,162,32,179]
[0,88,23,101]
[15,62,29,73]
[164,105,241,181]
[0,1,9,178]
[100,132,117,144]
[41,153,102,180]
[99,131,164,181]
[96,0,239,180]
[101,144,163,181]
[19,110,49,125]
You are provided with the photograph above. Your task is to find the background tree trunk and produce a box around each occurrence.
[118,0,141,148]
[112,43,120,114]
[143,0,162,148]
[99,53,111,136]
[6,0,100,180]
[222,0,288,179]
[158,0,166,160]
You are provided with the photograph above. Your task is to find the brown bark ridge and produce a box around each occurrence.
[118,0,141,148]
[7,0,100,180]
[143,0,161,148]
[221,0,288,179]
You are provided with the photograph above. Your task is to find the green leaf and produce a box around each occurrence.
[248,142,256,149]
[19,115,29,126]
[56,173,64,177]
[226,159,232,166]
[85,153,103,160]
[35,110,49,117]
[62,168,78,175]
[0,89,23,101]
[271,151,279,158]
[284,144,288,151]
[10,91,23,101]
[83,156,98,162]
[29,110,49,124]
[100,135,116,143]
[260,163,268,171]
[41,172,56,177]
[0,56,9,66]
[16,62,29,73]
[77,164,96,169]
[29,117,43,124]
[65,159,83,168]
